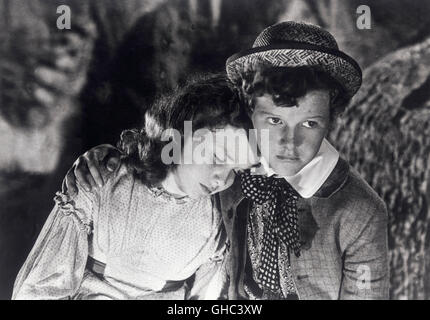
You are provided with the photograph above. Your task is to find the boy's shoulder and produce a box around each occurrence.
[319,158,387,219]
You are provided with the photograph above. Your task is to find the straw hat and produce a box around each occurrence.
[226,21,362,98]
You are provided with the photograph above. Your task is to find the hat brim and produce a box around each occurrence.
[226,47,362,99]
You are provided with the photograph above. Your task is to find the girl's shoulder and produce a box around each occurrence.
[103,160,135,186]
[99,160,148,199]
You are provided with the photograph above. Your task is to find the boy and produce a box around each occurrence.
[64,22,389,299]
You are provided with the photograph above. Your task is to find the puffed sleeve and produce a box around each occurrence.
[12,187,95,300]
[185,221,229,300]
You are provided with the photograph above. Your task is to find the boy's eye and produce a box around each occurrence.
[303,120,318,128]
[267,117,282,125]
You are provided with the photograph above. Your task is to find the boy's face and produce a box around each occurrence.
[251,90,331,176]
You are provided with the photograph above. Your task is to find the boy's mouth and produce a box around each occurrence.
[275,155,300,162]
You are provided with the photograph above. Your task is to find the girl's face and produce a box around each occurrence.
[251,90,331,177]
[171,125,260,198]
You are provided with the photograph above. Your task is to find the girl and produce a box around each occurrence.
[12,74,259,300]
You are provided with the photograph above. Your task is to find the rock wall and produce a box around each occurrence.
[330,38,430,299]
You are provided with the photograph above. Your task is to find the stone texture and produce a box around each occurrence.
[330,38,430,299]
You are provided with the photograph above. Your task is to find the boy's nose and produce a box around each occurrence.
[278,127,296,148]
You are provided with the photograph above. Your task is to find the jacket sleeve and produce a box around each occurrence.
[339,198,390,299]
[12,188,95,300]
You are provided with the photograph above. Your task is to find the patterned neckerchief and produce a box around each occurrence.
[239,170,301,292]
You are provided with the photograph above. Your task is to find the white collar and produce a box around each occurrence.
[256,139,339,198]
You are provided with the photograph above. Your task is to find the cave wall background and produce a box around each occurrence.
[1,0,430,299]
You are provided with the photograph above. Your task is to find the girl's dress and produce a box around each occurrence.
[12,163,227,299]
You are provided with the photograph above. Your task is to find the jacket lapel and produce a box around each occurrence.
[216,158,351,299]
[313,158,350,198]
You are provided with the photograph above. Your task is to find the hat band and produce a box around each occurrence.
[227,40,362,76]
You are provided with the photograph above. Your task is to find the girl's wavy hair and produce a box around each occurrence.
[117,73,251,187]
[236,64,350,124]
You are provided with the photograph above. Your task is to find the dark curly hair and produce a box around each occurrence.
[117,73,252,187]
[236,65,350,124]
